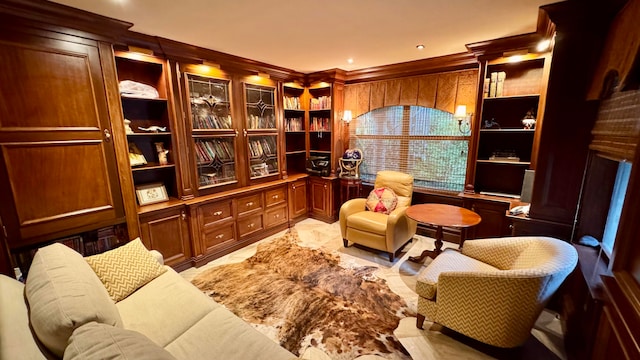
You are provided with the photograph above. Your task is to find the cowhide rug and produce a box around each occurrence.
[191,229,414,360]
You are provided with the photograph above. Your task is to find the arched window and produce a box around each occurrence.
[349,106,469,192]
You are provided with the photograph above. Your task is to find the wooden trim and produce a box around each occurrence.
[466,32,544,59]
[0,0,132,42]
[344,52,477,84]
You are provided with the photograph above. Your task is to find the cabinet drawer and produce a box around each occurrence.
[202,222,236,252]
[265,205,288,228]
[237,214,263,237]
[265,187,286,207]
[237,193,262,215]
[200,200,233,226]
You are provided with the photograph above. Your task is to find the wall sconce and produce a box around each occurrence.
[342,110,353,124]
[454,105,472,134]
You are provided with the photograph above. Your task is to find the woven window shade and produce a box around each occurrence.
[350,106,469,192]
[590,90,640,160]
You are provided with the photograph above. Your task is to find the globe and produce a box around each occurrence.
[343,148,363,160]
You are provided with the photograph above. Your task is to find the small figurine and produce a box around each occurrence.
[155,142,169,165]
[124,119,134,134]
[138,126,167,133]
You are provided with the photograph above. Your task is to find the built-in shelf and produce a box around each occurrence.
[483,94,540,101]
[121,96,169,102]
[477,160,531,165]
[131,163,176,171]
[479,128,535,133]
[127,132,172,136]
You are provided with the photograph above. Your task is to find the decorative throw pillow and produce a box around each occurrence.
[85,238,166,302]
[64,322,177,360]
[365,187,398,215]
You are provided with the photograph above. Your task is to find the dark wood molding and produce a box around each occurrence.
[344,52,477,84]
[466,32,544,60]
[0,0,132,42]
[307,69,347,85]
[599,272,640,358]
[536,7,556,40]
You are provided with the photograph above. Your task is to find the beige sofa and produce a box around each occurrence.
[0,240,295,360]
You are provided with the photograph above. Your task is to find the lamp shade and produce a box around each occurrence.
[454,105,467,118]
[342,110,353,123]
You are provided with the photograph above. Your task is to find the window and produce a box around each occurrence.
[601,160,632,256]
[349,106,469,192]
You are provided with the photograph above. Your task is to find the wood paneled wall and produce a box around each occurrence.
[343,69,479,118]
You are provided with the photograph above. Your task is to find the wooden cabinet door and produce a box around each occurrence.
[468,200,510,238]
[0,30,124,248]
[288,179,308,220]
[309,177,337,223]
[139,207,191,271]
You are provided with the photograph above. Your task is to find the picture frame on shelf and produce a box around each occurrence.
[135,182,169,205]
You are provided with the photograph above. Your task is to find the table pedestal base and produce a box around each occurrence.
[409,226,444,263]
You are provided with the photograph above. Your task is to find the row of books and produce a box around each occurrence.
[284,96,301,110]
[249,138,276,158]
[310,96,331,110]
[285,117,304,131]
[484,71,507,98]
[193,113,232,130]
[195,139,234,164]
[199,164,236,186]
[248,114,276,129]
[310,117,330,131]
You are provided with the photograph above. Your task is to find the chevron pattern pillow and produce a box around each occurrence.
[85,238,166,302]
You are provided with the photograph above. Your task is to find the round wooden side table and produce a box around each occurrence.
[340,177,362,203]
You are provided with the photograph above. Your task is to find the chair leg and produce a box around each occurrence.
[343,239,348,247]
[388,252,395,262]
[416,313,426,329]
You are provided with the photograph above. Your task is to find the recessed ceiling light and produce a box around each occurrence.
[347,58,354,64]
[416,44,425,50]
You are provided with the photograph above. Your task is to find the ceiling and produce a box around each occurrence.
[49,0,560,73]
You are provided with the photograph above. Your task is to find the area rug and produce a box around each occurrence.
[191,229,414,360]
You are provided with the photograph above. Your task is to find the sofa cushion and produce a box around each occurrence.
[415,249,498,300]
[165,307,294,360]
[25,243,123,357]
[116,268,220,347]
[86,238,166,302]
[0,275,48,360]
[365,187,398,215]
[64,322,176,360]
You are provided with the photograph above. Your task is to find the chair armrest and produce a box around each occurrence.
[461,237,533,269]
[436,271,547,347]
[339,198,367,238]
[385,206,417,251]
[149,250,164,265]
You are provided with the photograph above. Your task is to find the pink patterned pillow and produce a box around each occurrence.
[365,187,398,215]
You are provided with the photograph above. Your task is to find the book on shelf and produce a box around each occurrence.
[285,117,303,131]
[309,96,331,110]
[483,78,490,98]
[284,96,301,110]
[310,117,330,131]
[489,72,498,98]
[496,71,506,97]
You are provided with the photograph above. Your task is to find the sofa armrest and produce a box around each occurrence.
[385,206,417,251]
[149,250,164,266]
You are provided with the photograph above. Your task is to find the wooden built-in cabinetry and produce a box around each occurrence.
[139,205,191,271]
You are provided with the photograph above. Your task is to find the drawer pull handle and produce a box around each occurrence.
[213,211,223,216]
[216,234,224,239]
[246,202,254,207]
[292,185,296,190]
[272,195,279,199]
[275,214,280,218]
[247,223,255,228]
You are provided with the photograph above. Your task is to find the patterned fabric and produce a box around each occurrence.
[365,187,398,214]
[415,236,578,348]
[86,238,166,302]
[415,249,498,299]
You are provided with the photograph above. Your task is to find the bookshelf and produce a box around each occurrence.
[283,83,307,175]
[115,51,178,206]
[184,73,238,193]
[308,85,333,159]
[244,83,279,179]
[474,55,548,197]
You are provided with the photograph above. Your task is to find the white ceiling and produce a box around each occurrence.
[50,0,560,73]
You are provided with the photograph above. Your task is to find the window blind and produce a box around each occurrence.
[349,106,469,192]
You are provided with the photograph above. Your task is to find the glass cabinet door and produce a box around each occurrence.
[245,84,276,130]
[244,83,279,179]
[186,73,238,189]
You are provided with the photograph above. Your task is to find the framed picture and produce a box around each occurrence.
[135,183,169,206]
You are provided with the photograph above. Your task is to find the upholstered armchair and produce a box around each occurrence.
[415,236,578,348]
[339,170,418,262]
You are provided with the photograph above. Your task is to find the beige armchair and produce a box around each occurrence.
[415,236,578,348]
[339,170,417,262]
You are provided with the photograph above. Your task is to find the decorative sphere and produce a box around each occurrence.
[343,148,362,160]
